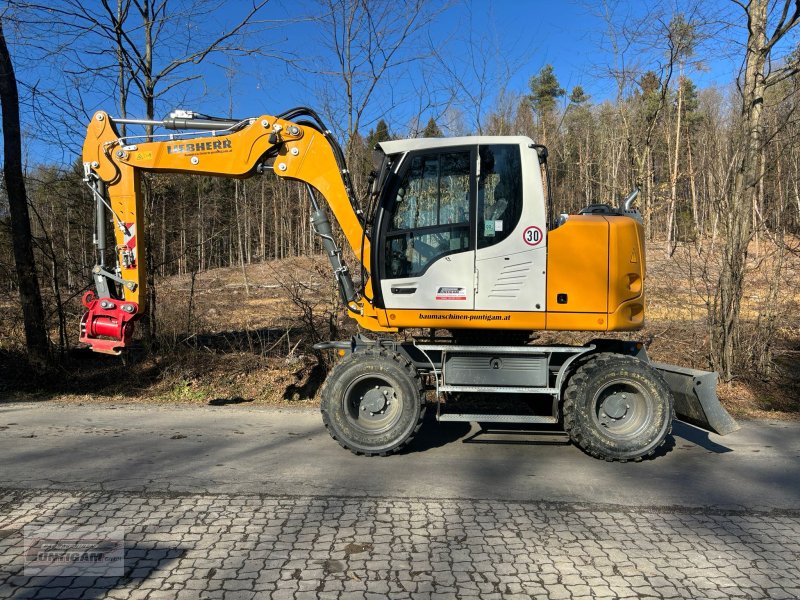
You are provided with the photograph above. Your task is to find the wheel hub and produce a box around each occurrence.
[360,385,391,414]
[602,393,629,420]
[592,380,652,440]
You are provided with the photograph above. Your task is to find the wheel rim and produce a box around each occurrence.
[342,374,402,434]
[591,378,653,440]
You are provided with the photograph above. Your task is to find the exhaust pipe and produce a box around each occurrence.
[623,188,640,210]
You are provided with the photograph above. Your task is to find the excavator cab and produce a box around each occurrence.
[372,139,542,316]
[365,137,645,334]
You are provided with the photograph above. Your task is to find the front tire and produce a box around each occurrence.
[321,348,425,456]
[563,353,673,462]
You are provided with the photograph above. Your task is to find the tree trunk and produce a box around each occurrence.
[115,0,129,136]
[260,177,267,260]
[667,75,683,254]
[636,146,654,240]
[0,20,50,368]
[714,0,769,380]
[686,132,699,235]
[141,0,157,348]
[234,180,250,296]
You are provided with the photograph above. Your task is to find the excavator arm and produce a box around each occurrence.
[81,108,392,354]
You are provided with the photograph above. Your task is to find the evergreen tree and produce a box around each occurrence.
[637,70,664,123]
[422,117,443,137]
[528,64,565,144]
[679,77,702,129]
[366,119,391,148]
[569,85,590,105]
[528,64,565,118]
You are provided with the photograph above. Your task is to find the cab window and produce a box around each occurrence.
[477,145,522,249]
[384,151,471,279]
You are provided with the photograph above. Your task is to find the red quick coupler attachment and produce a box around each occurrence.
[79,291,138,354]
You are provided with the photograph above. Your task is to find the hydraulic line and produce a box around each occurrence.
[305,184,359,310]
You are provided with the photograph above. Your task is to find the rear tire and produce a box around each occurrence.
[563,353,673,462]
[320,348,425,456]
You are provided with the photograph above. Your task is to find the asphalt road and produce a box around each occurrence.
[1,402,798,510]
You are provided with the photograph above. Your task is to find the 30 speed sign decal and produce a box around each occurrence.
[522,225,543,246]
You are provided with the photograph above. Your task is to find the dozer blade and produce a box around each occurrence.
[651,362,739,436]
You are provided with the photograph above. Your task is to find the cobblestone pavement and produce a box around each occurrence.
[1,489,799,599]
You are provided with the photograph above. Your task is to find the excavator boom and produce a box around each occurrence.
[81,108,392,353]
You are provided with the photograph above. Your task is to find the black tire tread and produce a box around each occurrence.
[562,352,673,462]
[320,347,426,457]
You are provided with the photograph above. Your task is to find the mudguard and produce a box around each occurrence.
[652,362,740,436]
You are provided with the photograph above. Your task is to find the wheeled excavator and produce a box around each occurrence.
[80,107,739,461]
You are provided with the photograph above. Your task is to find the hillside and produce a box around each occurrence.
[1,246,798,419]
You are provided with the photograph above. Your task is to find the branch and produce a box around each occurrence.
[766,0,800,53]
[152,0,268,86]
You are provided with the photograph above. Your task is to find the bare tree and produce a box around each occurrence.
[665,14,699,253]
[312,0,433,158]
[0,17,49,368]
[712,0,800,380]
[16,0,271,347]
[428,4,526,137]
[594,2,711,239]
[594,2,672,237]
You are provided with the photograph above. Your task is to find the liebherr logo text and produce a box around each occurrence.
[167,140,232,154]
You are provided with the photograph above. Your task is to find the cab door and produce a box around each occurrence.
[474,143,547,312]
[378,148,475,310]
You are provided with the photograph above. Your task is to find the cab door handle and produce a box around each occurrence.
[390,287,416,294]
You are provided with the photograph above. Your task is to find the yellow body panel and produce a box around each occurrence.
[546,216,609,314]
[545,312,608,330]
[605,216,646,330]
[378,309,547,330]
[606,298,645,330]
[607,216,645,314]
[379,307,640,332]
[543,215,645,332]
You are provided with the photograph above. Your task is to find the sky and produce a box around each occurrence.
[204,0,745,126]
[4,0,774,167]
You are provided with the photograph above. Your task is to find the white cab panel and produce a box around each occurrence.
[380,249,475,310]
[474,143,547,312]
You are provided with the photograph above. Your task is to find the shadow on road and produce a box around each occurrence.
[462,423,571,446]
[208,396,253,406]
[402,411,471,453]
[6,541,186,600]
[672,420,733,454]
